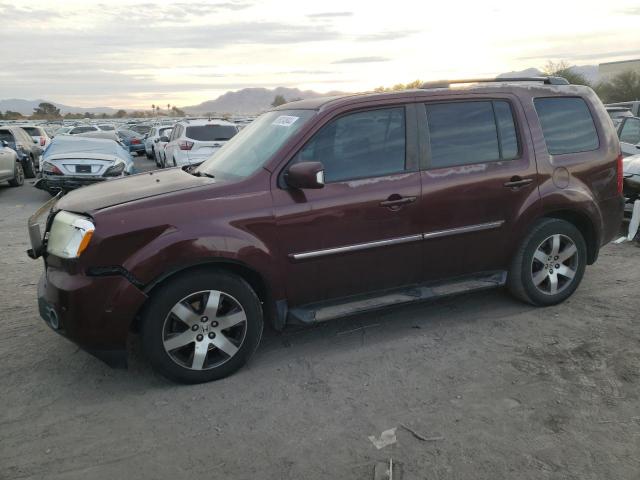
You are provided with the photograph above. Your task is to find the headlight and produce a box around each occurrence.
[47,211,95,258]
[103,160,125,177]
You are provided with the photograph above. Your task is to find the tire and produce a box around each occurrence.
[23,155,36,178]
[8,162,24,187]
[507,218,587,306]
[172,156,177,167]
[141,271,263,384]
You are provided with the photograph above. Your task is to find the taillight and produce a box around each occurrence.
[616,153,623,195]
[179,141,194,151]
[131,138,141,145]
[40,137,45,146]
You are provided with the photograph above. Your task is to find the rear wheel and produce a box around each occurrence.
[23,155,36,178]
[141,271,263,383]
[8,162,24,187]
[508,218,586,306]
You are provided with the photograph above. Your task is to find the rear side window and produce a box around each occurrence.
[294,107,406,183]
[425,101,519,168]
[534,97,599,155]
[619,117,640,145]
[185,125,238,141]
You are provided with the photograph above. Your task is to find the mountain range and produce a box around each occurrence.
[0,98,116,116]
[1,65,604,117]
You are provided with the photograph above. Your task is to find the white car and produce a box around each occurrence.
[15,125,52,149]
[145,125,173,162]
[153,128,173,168]
[163,119,238,167]
[618,116,640,157]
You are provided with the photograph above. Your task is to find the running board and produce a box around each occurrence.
[287,271,507,325]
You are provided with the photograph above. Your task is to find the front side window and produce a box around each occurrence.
[534,97,599,155]
[619,117,640,145]
[294,107,406,183]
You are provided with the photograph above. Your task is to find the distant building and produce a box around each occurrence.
[599,58,640,79]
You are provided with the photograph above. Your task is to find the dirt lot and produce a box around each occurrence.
[1,158,639,480]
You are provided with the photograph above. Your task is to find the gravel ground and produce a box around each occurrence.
[1,157,639,480]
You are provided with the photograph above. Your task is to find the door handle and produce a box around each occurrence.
[503,177,533,189]
[379,195,416,209]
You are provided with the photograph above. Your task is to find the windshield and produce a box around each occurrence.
[195,109,315,179]
[186,125,237,141]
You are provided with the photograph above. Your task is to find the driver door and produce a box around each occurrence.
[271,104,423,306]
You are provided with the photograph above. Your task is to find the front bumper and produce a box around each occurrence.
[37,266,148,368]
[36,175,108,192]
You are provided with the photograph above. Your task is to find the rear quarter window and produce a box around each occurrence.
[534,97,599,155]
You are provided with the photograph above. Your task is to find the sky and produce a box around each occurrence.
[1,0,639,109]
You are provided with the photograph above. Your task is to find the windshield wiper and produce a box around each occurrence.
[193,171,215,179]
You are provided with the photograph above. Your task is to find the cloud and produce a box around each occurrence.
[307,11,353,18]
[332,56,390,64]
[518,48,640,63]
[357,31,417,41]
[621,7,640,15]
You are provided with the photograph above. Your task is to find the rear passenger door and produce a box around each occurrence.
[417,97,541,281]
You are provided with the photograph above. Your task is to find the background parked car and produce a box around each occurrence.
[145,125,173,162]
[130,124,152,136]
[37,135,133,195]
[96,124,116,132]
[606,106,634,127]
[0,126,42,177]
[16,125,52,149]
[617,116,640,156]
[154,128,173,168]
[0,140,24,187]
[163,119,238,166]
[606,101,640,117]
[116,128,146,156]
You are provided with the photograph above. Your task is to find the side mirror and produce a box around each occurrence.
[159,136,169,142]
[1,140,8,147]
[285,161,325,189]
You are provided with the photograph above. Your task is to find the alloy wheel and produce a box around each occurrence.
[162,290,247,370]
[530,234,579,295]
[15,163,24,185]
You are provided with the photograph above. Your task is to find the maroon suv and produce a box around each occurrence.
[28,77,624,383]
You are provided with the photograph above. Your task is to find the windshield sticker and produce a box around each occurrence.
[272,115,299,127]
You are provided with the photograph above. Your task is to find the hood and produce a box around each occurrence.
[623,154,640,176]
[56,167,214,213]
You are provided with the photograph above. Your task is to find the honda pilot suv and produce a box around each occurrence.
[28,77,624,383]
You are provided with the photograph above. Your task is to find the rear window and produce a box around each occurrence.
[186,125,238,141]
[71,126,97,134]
[131,125,151,134]
[534,97,599,155]
[21,127,41,136]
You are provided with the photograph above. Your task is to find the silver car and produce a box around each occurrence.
[0,141,24,187]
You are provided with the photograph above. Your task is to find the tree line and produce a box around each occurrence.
[0,102,186,120]
[370,61,640,104]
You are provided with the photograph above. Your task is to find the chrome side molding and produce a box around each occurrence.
[422,220,505,240]
[290,220,504,261]
[290,234,423,261]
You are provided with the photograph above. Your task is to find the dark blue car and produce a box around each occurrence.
[116,128,146,156]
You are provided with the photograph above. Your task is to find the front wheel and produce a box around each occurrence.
[508,218,586,306]
[141,271,263,383]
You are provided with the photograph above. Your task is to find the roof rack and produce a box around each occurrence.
[420,76,570,89]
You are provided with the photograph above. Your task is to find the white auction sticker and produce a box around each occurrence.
[272,115,299,127]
